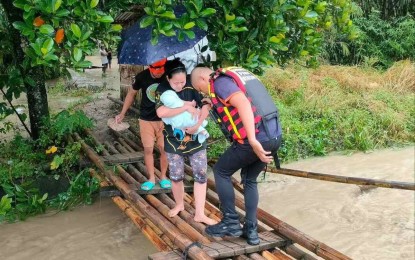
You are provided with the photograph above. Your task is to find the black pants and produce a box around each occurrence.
[213,136,281,223]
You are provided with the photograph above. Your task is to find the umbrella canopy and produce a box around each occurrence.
[118,8,207,65]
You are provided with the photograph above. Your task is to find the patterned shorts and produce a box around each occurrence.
[166,149,207,183]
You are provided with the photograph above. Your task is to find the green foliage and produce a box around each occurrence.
[205,118,230,158]
[1,182,48,221]
[0,109,97,222]
[0,135,47,183]
[49,170,99,210]
[0,195,12,222]
[322,10,415,68]
[10,0,121,69]
[38,110,94,146]
[130,0,356,73]
[354,0,415,19]
[0,0,120,139]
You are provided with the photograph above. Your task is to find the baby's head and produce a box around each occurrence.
[160,90,184,109]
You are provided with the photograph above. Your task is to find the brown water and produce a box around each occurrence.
[1,147,413,260]
[259,146,415,260]
[0,198,157,260]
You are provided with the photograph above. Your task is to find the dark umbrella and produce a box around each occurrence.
[118,8,207,65]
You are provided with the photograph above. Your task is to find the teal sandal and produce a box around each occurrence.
[141,181,155,191]
[159,179,172,189]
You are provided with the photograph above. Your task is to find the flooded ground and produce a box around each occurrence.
[1,147,413,260]
[1,57,413,259]
[260,147,414,260]
[0,198,158,260]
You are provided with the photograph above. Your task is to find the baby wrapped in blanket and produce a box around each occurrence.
[160,90,209,143]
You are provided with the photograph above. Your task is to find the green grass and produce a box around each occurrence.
[207,61,415,162]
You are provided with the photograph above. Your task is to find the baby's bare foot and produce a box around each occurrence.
[194,215,218,225]
[168,205,184,217]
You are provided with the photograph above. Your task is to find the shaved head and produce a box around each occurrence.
[191,67,214,94]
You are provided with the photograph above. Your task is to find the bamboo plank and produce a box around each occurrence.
[100,151,144,164]
[264,249,293,260]
[284,244,318,260]
[149,231,285,259]
[89,169,171,252]
[249,253,267,260]
[108,96,141,115]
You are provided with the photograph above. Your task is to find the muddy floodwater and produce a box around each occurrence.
[0,147,413,260]
[259,146,414,260]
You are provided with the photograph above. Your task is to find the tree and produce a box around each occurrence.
[130,0,357,73]
[354,0,415,19]
[0,0,121,139]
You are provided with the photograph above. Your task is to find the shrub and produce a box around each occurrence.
[322,11,415,68]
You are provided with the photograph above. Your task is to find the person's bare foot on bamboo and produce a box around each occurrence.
[168,204,184,217]
[194,214,218,225]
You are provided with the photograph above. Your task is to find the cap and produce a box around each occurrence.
[149,58,167,75]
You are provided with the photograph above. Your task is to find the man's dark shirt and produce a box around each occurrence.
[132,69,163,121]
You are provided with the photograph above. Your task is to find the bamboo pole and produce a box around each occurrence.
[263,249,293,260]
[249,253,268,260]
[284,245,318,260]
[144,195,211,244]
[266,167,415,191]
[112,196,172,251]
[90,169,172,251]
[75,134,213,260]
[208,157,415,191]
[123,200,177,250]
[108,96,140,114]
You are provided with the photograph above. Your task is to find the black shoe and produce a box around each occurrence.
[205,213,242,237]
[241,219,260,245]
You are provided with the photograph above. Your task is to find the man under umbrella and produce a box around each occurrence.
[115,58,171,191]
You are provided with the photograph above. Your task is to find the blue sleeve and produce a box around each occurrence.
[214,76,241,101]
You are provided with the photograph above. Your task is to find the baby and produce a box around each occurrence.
[160,90,209,143]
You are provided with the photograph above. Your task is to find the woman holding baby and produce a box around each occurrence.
[155,58,216,225]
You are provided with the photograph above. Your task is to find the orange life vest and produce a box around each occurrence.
[209,67,263,142]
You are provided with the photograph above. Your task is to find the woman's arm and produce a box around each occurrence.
[185,103,211,134]
[156,103,198,118]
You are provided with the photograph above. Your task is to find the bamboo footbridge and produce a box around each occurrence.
[74,125,348,260]
[75,115,414,259]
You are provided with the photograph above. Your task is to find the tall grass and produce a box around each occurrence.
[206,61,415,162]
